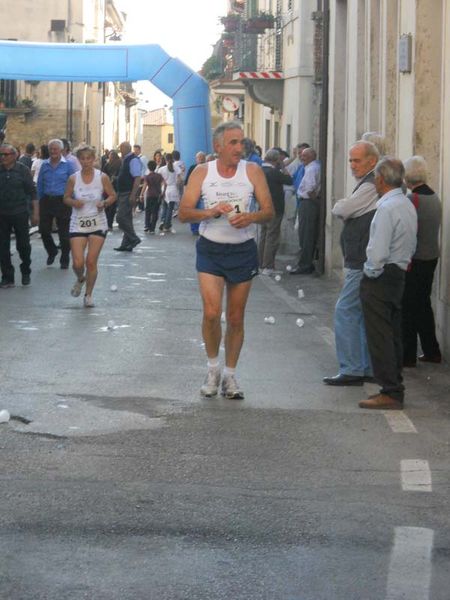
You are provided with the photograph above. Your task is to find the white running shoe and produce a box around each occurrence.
[83,294,95,308]
[200,368,221,397]
[71,277,85,297]
[221,374,244,400]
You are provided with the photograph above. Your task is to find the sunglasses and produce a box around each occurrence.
[0,152,14,156]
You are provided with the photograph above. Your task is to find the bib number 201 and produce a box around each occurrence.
[78,214,100,233]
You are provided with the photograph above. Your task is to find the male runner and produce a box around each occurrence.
[179,121,274,399]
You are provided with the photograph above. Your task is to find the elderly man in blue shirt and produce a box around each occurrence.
[359,157,417,410]
[37,138,76,268]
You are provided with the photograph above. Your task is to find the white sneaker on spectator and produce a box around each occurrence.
[260,268,274,276]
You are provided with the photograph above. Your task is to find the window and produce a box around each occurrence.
[286,124,291,154]
[265,119,271,150]
[50,20,66,32]
[168,133,173,144]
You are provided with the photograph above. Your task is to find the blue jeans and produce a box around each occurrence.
[334,268,372,376]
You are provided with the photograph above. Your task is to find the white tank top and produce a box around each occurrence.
[199,160,255,244]
[70,169,107,233]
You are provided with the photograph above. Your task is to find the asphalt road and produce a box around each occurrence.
[1,214,449,600]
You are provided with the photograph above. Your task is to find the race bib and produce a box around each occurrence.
[78,213,101,233]
[227,198,246,219]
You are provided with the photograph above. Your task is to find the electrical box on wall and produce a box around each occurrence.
[399,33,413,73]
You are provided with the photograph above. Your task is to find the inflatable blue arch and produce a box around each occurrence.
[0,40,212,164]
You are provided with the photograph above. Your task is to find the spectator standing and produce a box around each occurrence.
[185,151,206,236]
[31,144,49,184]
[61,138,81,171]
[18,143,35,169]
[323,141,379,386]
[242,138,263,166]
[141,160,164,234]
[359,157,417,410]
[114,141,142,252]
[402,155,442,366]
[158,153,182,232]
[259,149,293,274]
[102,149,121,231]
[290,148,321,275]
[0,143,38,287]
[37,138,76,268]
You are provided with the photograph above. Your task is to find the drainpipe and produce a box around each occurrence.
[317,0,329,275]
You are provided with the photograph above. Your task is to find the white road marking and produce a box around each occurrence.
[383,411,417,433]
[386,527,433,600]
[401,459,432,492]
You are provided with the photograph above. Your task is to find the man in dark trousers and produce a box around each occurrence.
[258,148,293,274]
[0,143,39,287]
[359,157,417,410]
[37,138,75,268]
[114,141,142,252]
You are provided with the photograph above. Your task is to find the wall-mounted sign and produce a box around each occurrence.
[222,95,241,112]
[399,33,412,73]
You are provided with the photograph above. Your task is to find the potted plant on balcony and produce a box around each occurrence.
[220,13,241,32]
[21,98,34,109]
[221,32,235,49]
[243,11,275,33]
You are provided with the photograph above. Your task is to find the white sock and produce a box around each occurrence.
[223,366,236,377]
[207,357,220,370]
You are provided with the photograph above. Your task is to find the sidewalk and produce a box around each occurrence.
[263,251,449,415]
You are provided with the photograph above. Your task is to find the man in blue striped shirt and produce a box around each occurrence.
[37,139,75,268]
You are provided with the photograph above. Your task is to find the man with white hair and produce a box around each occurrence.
[37,138,76,268]
[359,157,417,409]
[324,140,379,386]
[402,155,442,366]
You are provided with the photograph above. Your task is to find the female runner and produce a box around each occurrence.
[64,144,116,307]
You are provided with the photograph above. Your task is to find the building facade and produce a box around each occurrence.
[0,0,132,154]
[326,0,449,358]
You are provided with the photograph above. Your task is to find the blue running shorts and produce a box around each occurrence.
[196,236,259,284]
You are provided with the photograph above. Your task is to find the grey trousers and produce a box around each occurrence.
[297,198,319,270]
[258,213,284,269]
[116,191,140,248]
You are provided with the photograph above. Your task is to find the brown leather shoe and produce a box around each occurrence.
[359,394,403,410]
[418,354,442,364]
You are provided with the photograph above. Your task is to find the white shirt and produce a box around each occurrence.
[298,160,321,199]
[200,160,255,244]
[364,188,417,278]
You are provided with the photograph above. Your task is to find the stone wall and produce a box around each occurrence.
[4,109,83,150]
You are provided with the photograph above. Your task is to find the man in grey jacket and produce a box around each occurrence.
[323,141,379,386]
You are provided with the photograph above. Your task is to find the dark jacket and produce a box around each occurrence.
[340,171,376,269]
[117,154,136,193]
[0,161,36,215]
[261,164,293,216]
